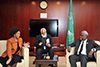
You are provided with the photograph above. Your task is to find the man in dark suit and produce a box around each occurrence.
[35,28,54,58]
[67,31,100,67]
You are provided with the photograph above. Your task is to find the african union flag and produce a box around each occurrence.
[66,0,74,48]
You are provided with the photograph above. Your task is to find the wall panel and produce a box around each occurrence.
[0,0,100,47]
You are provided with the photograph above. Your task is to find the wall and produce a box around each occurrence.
[73,0,100,41]
[0,0,100,47]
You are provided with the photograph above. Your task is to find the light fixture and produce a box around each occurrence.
[82,1,86,5]
[57,1,60,5]
[32,1,36,5]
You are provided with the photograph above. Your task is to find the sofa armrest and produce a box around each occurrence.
[66,47,75,67]
[96,50,100,67]
[22,47,29,67]
[67,47,75,56]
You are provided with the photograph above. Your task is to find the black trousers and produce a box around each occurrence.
[36,48,54,57]
[69,54,96,67]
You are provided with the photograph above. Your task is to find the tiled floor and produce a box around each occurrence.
[29,56,66,67]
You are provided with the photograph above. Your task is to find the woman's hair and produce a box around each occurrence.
[9,27,19,37]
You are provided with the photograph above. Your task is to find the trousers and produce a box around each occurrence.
[69,54,96,67]
[36,48,54,56]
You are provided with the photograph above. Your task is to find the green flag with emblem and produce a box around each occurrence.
[66,0,74,47]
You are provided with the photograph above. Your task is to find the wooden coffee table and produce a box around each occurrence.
[35,55,58,67]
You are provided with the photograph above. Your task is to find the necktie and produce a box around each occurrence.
[79,41,84,54]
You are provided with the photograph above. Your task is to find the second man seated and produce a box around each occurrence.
[35,28,54,59]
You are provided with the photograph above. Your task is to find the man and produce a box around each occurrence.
[35,28,54,58]
[67,31,100,67]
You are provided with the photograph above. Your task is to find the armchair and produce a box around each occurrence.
[0,40,29,67]
[66,40,100,67]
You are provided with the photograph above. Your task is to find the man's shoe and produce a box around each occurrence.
[33,61,35,64]
[48,64,54,67]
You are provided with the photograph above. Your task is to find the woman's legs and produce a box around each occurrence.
[6,63,17,67]
[12,63,17,67]
[7,65,11,67]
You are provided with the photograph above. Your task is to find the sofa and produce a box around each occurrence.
[0,40,29,67]
[66,40,100,67]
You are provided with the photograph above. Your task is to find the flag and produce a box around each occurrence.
[66,0,74,48]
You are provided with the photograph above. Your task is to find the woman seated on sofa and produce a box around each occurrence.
[0,27,30,67]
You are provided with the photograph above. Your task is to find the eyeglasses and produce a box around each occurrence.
[80,34,85,37]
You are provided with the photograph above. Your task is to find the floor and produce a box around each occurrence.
[29,56,66,67]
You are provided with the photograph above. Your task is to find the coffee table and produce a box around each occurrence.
[35,55,58,67]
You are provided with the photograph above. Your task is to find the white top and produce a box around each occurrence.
[77,39,87,55]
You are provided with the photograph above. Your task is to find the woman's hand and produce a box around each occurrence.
[6,57,12,64]
[23,42,30,47]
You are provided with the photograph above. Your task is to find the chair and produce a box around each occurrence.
[0,40,29,67]
[66,40,100,67]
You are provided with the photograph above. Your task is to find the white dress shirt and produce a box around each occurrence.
[77,39,87,55]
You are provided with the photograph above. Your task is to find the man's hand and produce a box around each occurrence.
[39,42,43,46]
[67,46,71,53]
[46,43,51,47]
[6,57,12,64]
[88,50,93,58]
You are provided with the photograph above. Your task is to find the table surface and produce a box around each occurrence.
[35,55,58,62]
[35,55,58,67]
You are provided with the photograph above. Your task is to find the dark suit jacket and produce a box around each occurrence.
[69,38,100,57]
[35,34,53,51]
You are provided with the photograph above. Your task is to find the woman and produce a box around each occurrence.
[0,27,30,67]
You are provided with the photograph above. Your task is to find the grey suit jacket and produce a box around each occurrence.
[69,38,100,57]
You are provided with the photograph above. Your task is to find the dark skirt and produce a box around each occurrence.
[0,55,23,67]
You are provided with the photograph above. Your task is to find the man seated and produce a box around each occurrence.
[35,28,54,58]
[67,31,100,67]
